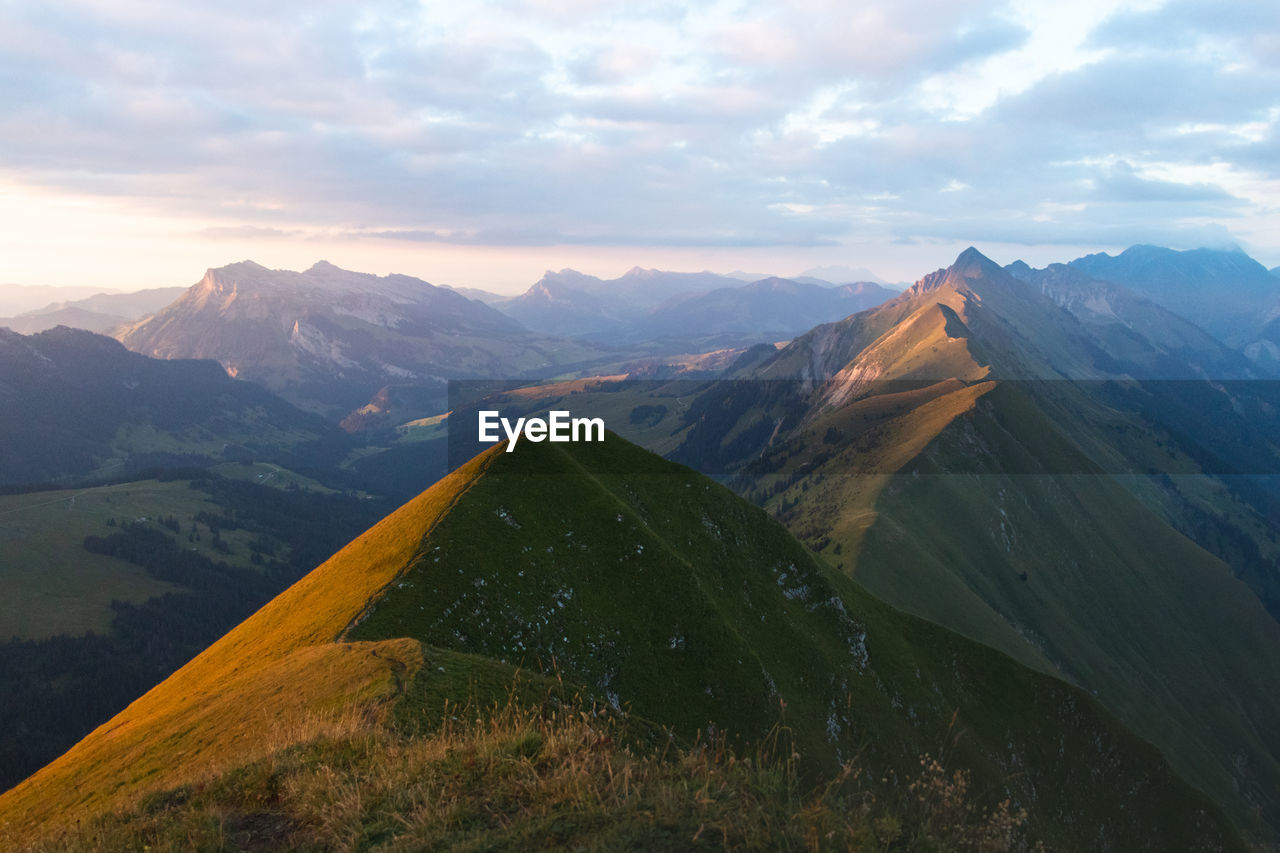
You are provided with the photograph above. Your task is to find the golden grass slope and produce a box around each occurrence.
[0,446,505,841]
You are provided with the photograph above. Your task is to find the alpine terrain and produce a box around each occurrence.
[0,436,1242,850]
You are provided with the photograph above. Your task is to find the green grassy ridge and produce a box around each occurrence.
[849,384,1280,836]
[755,371,1280,839]
[684,252,1280,841]
[0,435,1244,850]
[347,435,1241,850]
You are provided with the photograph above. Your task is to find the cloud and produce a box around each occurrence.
[0,0,1275,258]
[1090,0,1280,58]
[1092,161,1242,205]
[197,225,301,239]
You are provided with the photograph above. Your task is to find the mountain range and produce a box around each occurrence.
[673,248,1280,836]
[450,247,1280,840]
[1069,244,1280,369]
[0,283,114,317]
[4,243,1280,847]
[494,267,897,344]
[0,287,186,335]
[114,260,603,422]
[0,435,1242,850]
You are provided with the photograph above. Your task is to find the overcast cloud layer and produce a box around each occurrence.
[1,0,1277,288]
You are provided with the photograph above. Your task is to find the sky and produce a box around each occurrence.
[1,0,1277,294]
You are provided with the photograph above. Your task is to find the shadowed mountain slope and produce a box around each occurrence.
[0,435,1243,850]
[1069,245,1280,360]
[0,327,346,486]
[679,248,1280,840]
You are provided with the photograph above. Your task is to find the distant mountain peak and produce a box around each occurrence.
[908,247,1005,296]
[952,246,1002,275]
[1004,260,1033,280]
[216,259,269,274]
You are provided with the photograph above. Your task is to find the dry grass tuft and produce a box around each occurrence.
[38,692,1038,852]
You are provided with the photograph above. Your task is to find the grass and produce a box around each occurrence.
[0,464,356,639]
[30,692,1041,853]
[0,450,504,838]
[0,480,227,639]
[0,436,1245,851]
[393,412,450,443]
[703,268,1280,842]
[848,384,1280,837]
[758,374,1280,838]
[207,462,336,494]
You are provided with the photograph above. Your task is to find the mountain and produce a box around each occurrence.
[492,276,628,337]
[1005,260,1261,379]
[611,277,897,345]
[799,263,890,285]
[725,265,893,286]
[0,436,1242,850]
[1252,315,1280,373]
[639,247,1280,840]
[437,283,506,303]
[610,266,749,305]
[115,261,603,421]
[0,305,128,335]
[1068,245,1280,355]
[0,287,186,335]
[0,326,348,486]
[496,267,751,337]
[0,284,113,317]
[498,269,896,347]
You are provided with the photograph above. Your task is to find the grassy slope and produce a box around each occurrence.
[60,692,1039,852]
[728,258,1280,840]
[0,469,339,640]
[0,449,504,838]
[851,383,1280,836]
[0,437,1243,850]
[0,481,242,639]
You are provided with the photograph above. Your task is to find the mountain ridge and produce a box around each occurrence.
[697,247,1280,838]
[0,435,1243,850]
[115,261,604,421]
[0,326,347,486]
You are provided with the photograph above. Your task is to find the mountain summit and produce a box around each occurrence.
[115,261,601,420]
